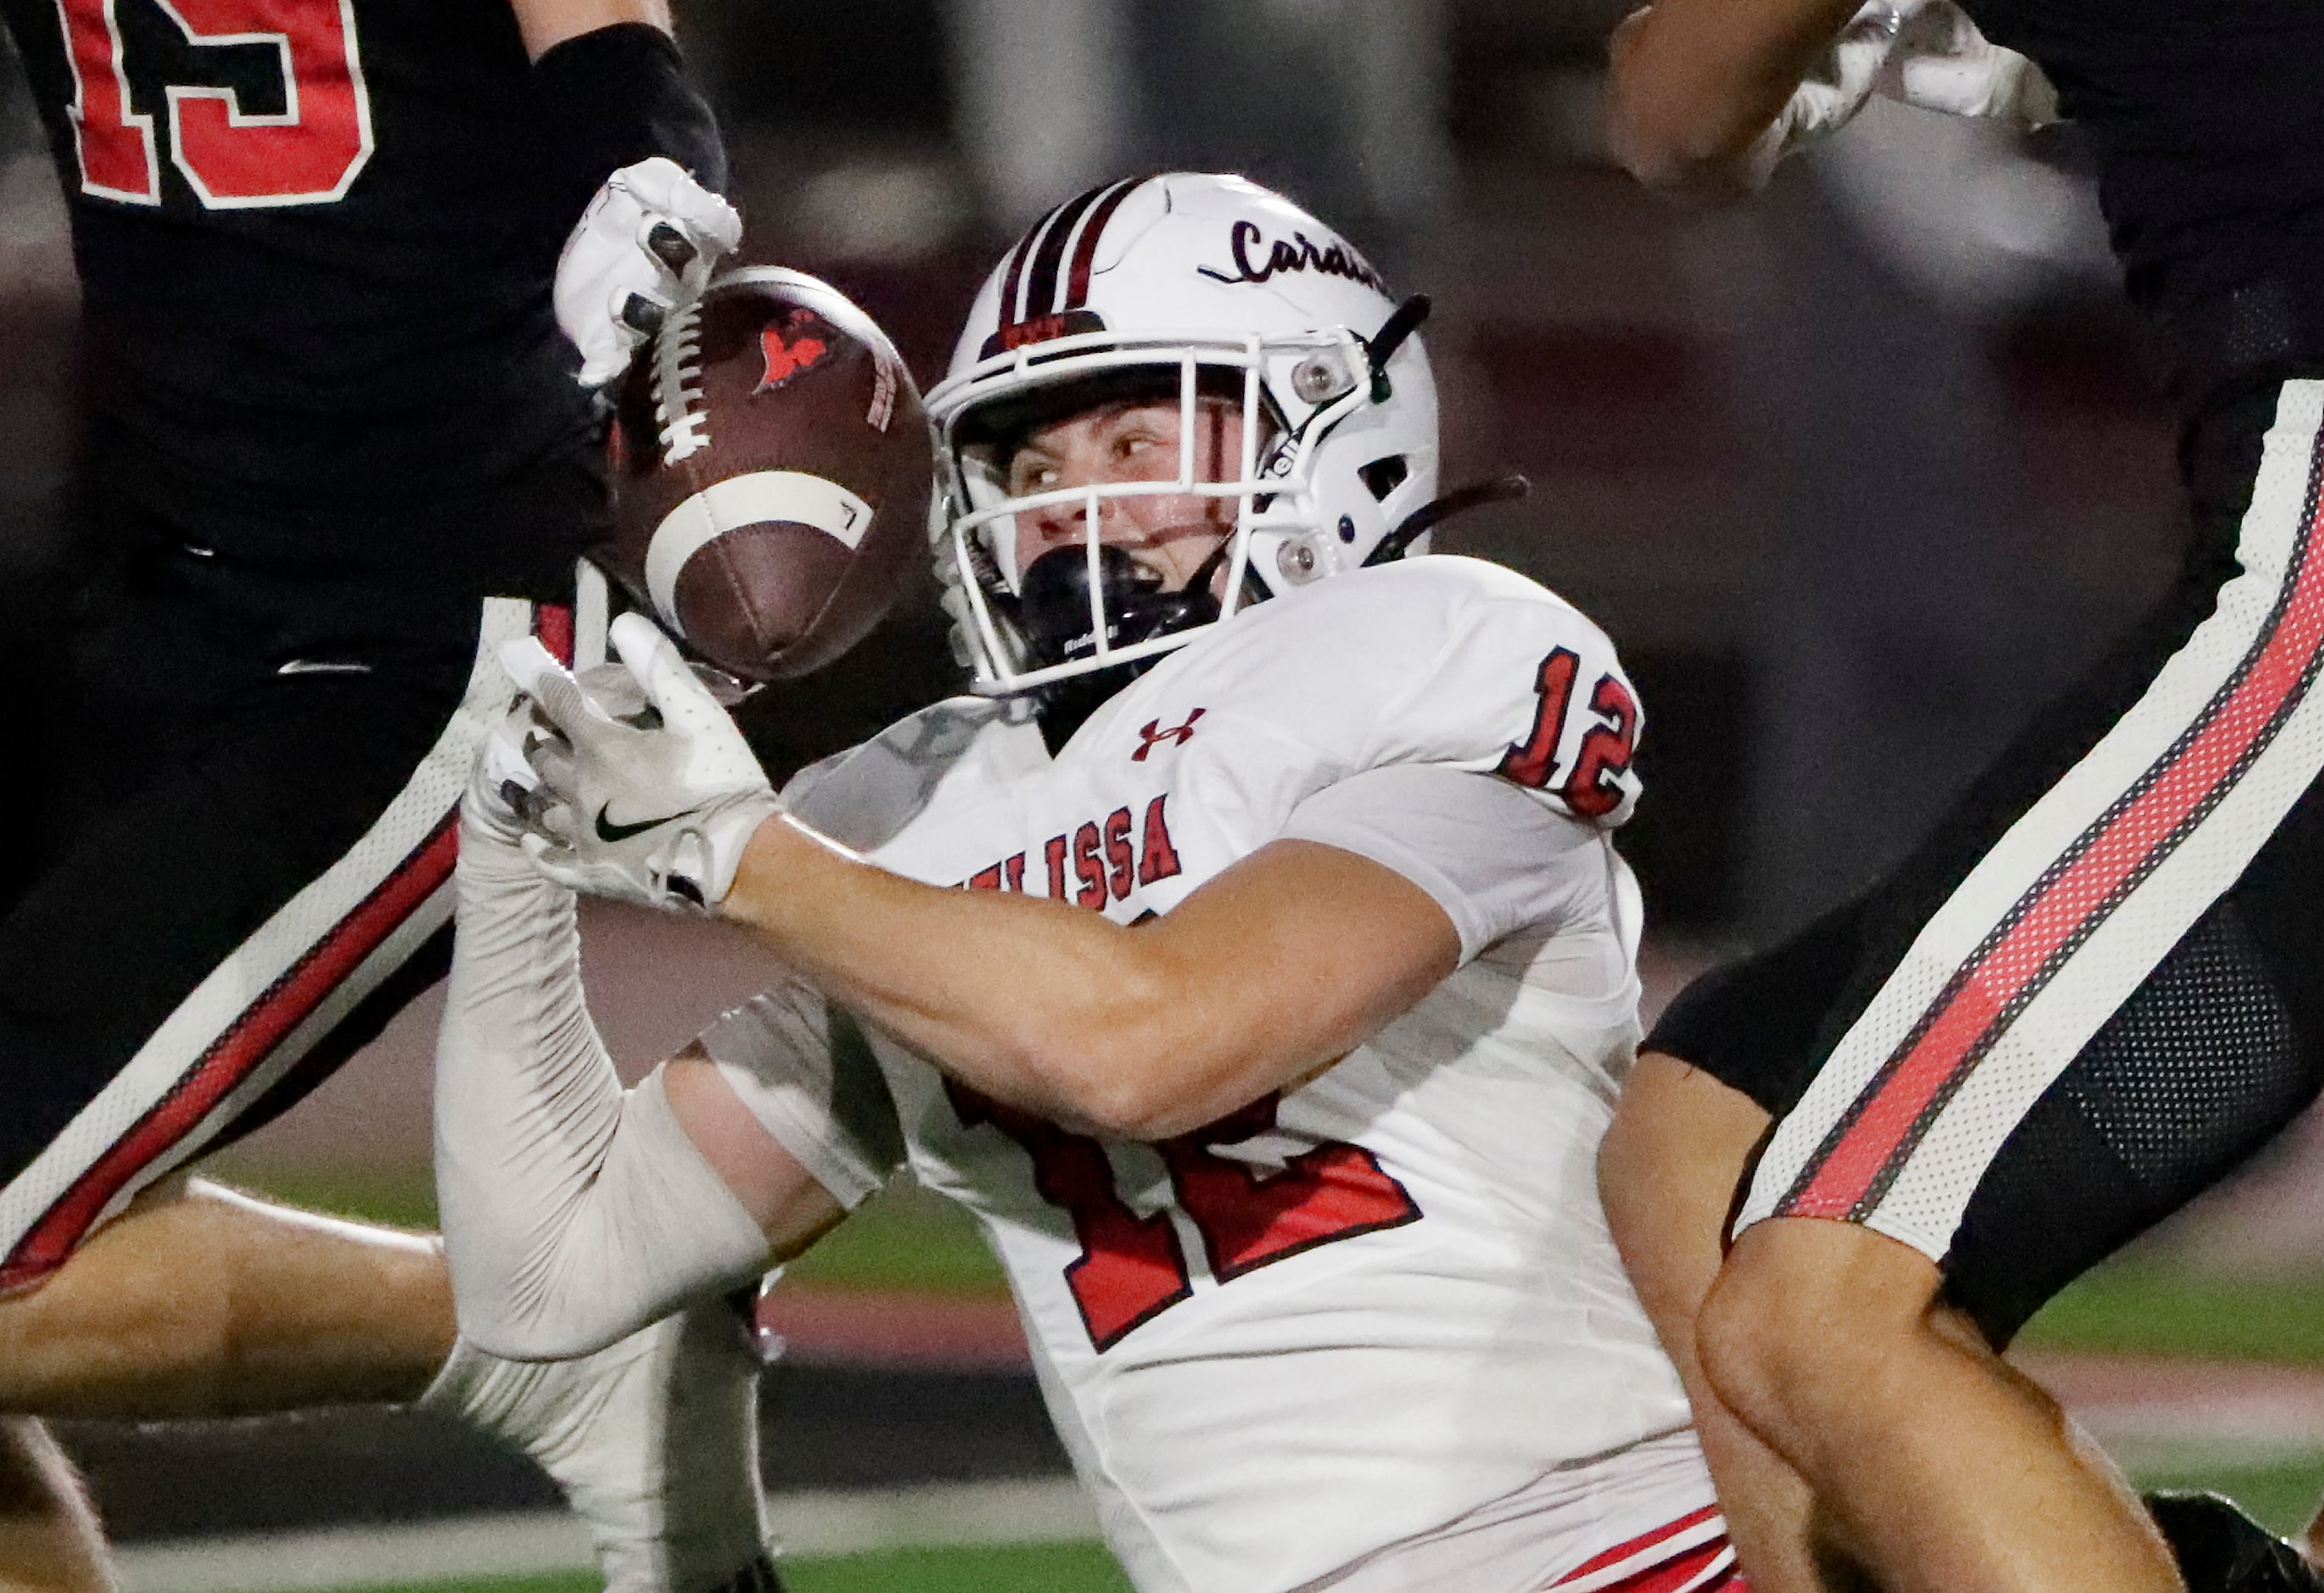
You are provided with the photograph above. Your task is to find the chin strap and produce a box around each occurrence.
[1365,294,1432,403]
[1364,473,1532,567]
[1183,534,1239,603]
[1014,535,1268,753]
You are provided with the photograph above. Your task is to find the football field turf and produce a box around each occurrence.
[142,1448,2324,1593]
[214,1165,2324,1588]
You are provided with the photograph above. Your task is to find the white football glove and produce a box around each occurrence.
[468,689,563,849]
[1740,1,1908,182]
[1745,0,2058,182]
[499,612,779,913]
[1878,0,2058,126]
[556,156,742,388]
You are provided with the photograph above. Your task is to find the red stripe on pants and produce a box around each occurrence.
[1787,456,2324,1218]
[0,816,458,1290]
[1555,1505,1724,1585]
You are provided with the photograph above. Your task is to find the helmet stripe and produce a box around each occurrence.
[994,199,1059,333]
[1020,179,1114,327]
[1062,176,1149,311]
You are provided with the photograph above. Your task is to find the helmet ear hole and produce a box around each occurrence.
[1359,456,1409,501]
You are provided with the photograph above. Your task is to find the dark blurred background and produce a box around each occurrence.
[3,0,2249,1253]
[0,0,2181,947]
[11,4,2323,1573]
[686,0,2178,950]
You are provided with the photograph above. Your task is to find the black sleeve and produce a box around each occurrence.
[1644,896,1876,1116]
[529,22,727,229]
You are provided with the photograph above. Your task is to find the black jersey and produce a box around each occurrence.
[1964,0,2324,343]
[2,0,601,572]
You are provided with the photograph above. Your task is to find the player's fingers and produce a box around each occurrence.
[479,723,541,802]
[645,221,697,277]
[648,224,726,305]
[674,181,743,256]
[612,612,725,734]
[629,216,731,316]
[520,832,588,892]
[618,289,669,338]
[609,611,696,711]
[619,156,742,249]
[529,733,579,805]
[540,800,580,850]
[511,659,599,747]
[575,336,640,388]
[608,154,686,207]
[498,636,566,699]
[608,611,673,677]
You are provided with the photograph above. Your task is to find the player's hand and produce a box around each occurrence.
[497,612,779,913]
[555,156,742,389]
[1878,1,2058,126]
[465,692,558,850]
[1739,0,1907,184]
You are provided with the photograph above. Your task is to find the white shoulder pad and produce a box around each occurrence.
[781,695,1045,852]
[1136,555,1644,827]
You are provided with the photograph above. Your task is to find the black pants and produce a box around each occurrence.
[0,506,576,1292]
[1650,372,2324,1345]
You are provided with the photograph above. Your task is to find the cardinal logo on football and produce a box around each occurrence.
[756,311,831,394]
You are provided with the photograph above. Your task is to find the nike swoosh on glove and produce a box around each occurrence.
[500,612,779,913]
[557,156,742,388]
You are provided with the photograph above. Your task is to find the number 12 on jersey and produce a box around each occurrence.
[949,1083,1424,1353]
[1497,646,1638,819]
[58,0,373,207]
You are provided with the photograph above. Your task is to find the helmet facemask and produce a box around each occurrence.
[928,172,1452,729]
[932,326,1389,718]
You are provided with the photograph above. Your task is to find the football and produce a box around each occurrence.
[598,267,933,681]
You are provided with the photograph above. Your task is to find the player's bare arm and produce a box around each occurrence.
[721,821,1460,1140]
[505,0,669,58]
[1599,1054,1825,1593]
[497,611,1460,1143]
[1608,0,2061,201]
[1604,0,1865,198]
[661,1044,848,1244]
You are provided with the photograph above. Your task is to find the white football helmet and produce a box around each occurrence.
[925,172,1442,700]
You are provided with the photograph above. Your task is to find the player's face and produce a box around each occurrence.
[1003,395,1246,592]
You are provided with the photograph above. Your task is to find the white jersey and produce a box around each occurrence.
[701,556,1695,1592]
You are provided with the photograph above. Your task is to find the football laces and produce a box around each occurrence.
[652,296,710,465]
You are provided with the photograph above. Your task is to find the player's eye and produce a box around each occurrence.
[1009,456,1060,495]
[1112,430,1169,472]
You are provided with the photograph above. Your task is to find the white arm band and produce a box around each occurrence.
[434,808,772,1361]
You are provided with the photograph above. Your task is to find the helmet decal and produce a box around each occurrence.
[981,175,1151,358]
[1196,220,1387,294]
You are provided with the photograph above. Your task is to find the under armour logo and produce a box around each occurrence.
[1133,708,1205,762]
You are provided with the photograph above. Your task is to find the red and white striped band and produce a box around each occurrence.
[0,598,578,1291]
[1742,379,2324,1260]
[1553,1503,1743,1593]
